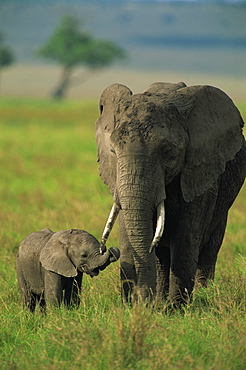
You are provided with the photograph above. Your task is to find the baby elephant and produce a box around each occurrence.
[16,228,120,311]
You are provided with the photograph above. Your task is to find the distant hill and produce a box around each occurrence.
[0,0,245,77]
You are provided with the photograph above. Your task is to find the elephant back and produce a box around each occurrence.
[18,229,54,294]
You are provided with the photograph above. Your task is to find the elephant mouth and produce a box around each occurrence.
[89,268,100,278]
[78,265,100,277]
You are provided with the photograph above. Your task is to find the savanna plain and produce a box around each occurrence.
[0,97,245,370]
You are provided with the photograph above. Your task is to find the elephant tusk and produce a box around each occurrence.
[149,201,165,253]
[100,203,120,252]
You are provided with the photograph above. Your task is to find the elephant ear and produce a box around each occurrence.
[169,85,244,202]
[96,83,133,195]
[40,230,77,278]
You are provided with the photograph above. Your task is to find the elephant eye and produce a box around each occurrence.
[81,253,87,258]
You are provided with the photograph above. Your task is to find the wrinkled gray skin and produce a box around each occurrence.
[16,228,120,311]
[96,82,246,306]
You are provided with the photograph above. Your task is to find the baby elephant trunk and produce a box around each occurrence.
[98,247,120,271]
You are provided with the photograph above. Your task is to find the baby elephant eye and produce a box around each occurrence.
[81,253,88,258]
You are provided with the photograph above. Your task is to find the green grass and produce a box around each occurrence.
[0,98,245,369]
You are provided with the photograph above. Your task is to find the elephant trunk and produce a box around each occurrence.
[117,155,165,300]
[98,247,120,270]
[84,247,120,277]
[119,191,157,299]
[101,155,165,250]
[99,155,166,299]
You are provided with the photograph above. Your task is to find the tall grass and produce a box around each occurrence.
[0,98,245,369]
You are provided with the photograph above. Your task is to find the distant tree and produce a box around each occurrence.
[37,15,126,99]
[0,31,14,92]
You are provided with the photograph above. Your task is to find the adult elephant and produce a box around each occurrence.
[96,82,246,306]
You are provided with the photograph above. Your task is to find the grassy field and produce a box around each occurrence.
[0,98,245,369]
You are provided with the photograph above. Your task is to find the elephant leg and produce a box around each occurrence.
[155,246,170,301]
[25,291,37,312]
[169,189,219,306]
[44,271,63,307]
[168,225,199,306]
[37,293,46,312]
[16,258,36,312]
[119,212,137,303]
[22,288,38,312]
[196,214,228,286]
[71,272,83,308]
[169,260,198,307]
[63,277,74,307]
[169,223,201,306]
[195,151,246,286]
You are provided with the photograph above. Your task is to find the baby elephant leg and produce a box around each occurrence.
[44,270,63,307]
[16,256,36,312]
[63,273,83,308]
[71,272,83,308]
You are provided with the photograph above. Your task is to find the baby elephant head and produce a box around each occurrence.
[40,229,120,278]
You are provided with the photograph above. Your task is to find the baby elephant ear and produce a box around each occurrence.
[40,230,77,278]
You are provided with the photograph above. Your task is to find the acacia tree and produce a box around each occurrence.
[37,15,126,99]
[0,31,14,92]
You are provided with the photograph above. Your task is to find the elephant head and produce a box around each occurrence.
[40,229,120,278]
[96,82,245,303]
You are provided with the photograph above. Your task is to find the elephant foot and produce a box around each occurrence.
[169,271,195,307]
[195,266,215,288]
[132,285,155,306]
[122,282,155,307]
